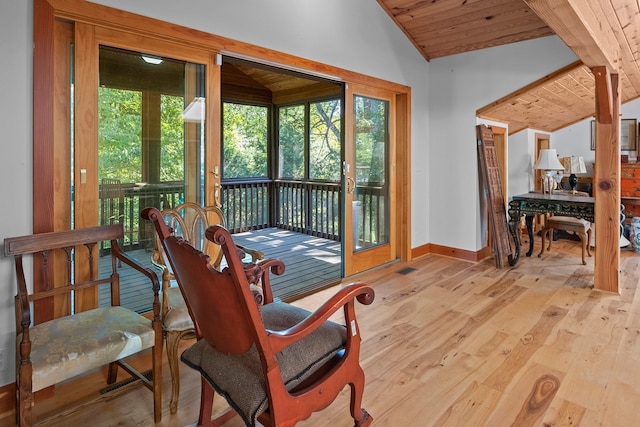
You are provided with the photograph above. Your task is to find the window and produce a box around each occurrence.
[278,105,305,179]
[309,100,341,181]
[98,87,143,182]
[222,102,268,179]
[277,99,342,181]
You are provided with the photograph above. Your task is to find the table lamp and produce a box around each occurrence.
[560,156,587,193]
[534,149,565,194]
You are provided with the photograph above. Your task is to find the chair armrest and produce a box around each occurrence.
[266,282,374,353]
[253,258,285,304]
[236,244,264,263]
[111,243,162,321]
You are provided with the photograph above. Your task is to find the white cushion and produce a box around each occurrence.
[24,306,155,391]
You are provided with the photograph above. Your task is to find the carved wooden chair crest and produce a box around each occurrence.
[142,207,374,427]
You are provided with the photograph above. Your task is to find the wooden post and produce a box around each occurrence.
[593,66,620,293]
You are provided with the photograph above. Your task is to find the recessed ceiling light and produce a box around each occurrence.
[141,55,163,65]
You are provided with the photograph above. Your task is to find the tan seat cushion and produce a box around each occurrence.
[25,306,155,391]
[547,216,590,230]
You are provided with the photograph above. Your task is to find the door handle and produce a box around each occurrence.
[214,183,221,207]
[347,177,355,194]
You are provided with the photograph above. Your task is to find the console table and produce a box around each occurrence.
[507,192,594,266]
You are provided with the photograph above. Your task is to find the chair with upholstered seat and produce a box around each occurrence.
[4,225,162,426]
[539,215,592,265]
[150,202,264,414]
[142,206,375,427]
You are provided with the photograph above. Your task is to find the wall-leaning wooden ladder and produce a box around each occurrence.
[477,125,513,267]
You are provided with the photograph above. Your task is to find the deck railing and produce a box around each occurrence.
[221,179,341,241]
[272,180,341,240]
[99,181,185,250]
[99,178,387,249]
[221,179,270,232]
[353,184,387,249]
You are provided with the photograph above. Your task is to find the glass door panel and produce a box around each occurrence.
[344,84,396,276]
[353,96,389,250]
[97,46,205,254]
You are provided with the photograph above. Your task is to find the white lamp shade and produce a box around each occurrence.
[534,149,565,170]
[560,156,587,174]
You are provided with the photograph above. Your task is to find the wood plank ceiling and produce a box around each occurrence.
[377,0,640,134]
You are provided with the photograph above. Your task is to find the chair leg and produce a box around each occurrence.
[579,231,587,265]
[538,227,551,258]
[197,377,236,427]
[152,338,163,423]
[166,328,196,414]
[17,368,32,427]
[349,368,373,427]
[586,228,592,257]
[166,330,182,414]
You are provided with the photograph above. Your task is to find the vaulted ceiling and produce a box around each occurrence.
[377,0,640,134]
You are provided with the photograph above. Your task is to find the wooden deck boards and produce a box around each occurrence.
[233,228,342,301]
[99,228,342,311]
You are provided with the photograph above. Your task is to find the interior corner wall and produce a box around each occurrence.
[428,36,577,252]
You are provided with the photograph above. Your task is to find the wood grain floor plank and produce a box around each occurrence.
[432,381,503,426]
[482,306,568,393]
[484,363,565,426]
[543,398,586,427]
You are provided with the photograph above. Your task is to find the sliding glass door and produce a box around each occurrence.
[54,21,218,313]
[344,83,397,275]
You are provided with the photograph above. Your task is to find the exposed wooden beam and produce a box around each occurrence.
[593,66,613,124]
[523,0,620,73]
[593,71,620,294]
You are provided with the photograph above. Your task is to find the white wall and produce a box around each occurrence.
[0,1,32,385]
[428,37,577,251]
[507,130,535,199]
[552,98,640,174]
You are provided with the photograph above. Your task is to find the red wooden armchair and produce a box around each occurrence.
[142,207,374,427]
[149,202,264,414]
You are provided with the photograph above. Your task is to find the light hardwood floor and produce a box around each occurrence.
[4,237,640,426]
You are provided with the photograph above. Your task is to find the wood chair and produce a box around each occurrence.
[149,202,264,414]
[3,224,162,426]
[142,207,375,427]
[538,216,592,265]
